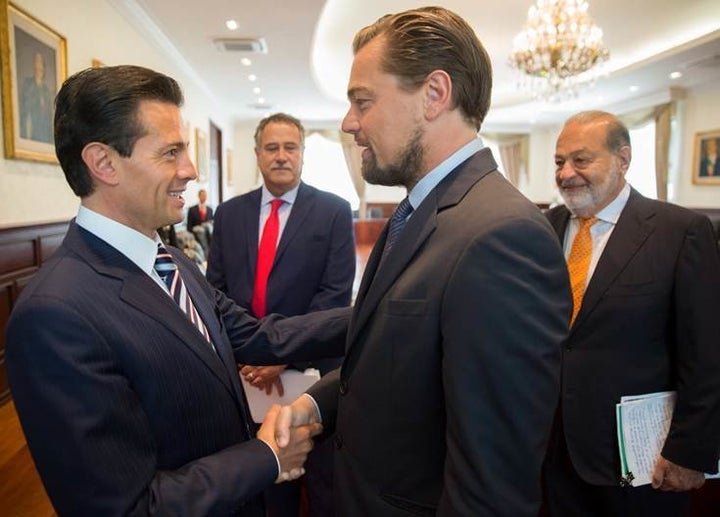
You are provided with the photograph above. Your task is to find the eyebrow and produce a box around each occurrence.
[347,86,372,101]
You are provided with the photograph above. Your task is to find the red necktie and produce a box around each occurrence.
[251,199,283,317]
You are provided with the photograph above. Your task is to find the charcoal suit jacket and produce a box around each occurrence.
[545,188,720,485]
[309,149,571,516]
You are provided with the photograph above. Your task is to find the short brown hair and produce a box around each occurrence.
[353,6,492,130]
[254,112,305,148]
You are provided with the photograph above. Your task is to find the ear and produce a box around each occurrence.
[423,69,452,121]
[81,142,119,187]
[617,145,632,175]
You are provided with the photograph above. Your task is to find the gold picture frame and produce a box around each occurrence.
[0,1,67,162]
[692,129,720,185]
[195,127,208,183]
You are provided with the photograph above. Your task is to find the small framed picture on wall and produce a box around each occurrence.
[692,129,720,185]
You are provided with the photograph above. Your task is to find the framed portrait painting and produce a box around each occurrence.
[0,1,67,162]
[692,129,720,185]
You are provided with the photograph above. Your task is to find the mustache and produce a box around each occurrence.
[558,179,588,188]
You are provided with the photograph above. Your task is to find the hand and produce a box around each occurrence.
[275,394,321,448]
[257,404,322,483]
[239,364,287,396]
[651,456,705,491]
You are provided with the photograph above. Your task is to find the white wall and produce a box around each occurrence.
[518,84,720,209]
[674,84,720,207]
[0,0,233,228]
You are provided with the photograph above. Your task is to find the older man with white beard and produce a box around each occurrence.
[542,110,720,517]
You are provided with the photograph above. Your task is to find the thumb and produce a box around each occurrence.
[275,405,293,448]
[651,460,667,489]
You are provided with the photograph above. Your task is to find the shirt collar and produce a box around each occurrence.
[76,205,160,276]
[261,183,299,206]
[408,138,484,210]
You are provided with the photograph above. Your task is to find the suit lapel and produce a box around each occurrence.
[573,190,655,329]
[347,149,497,349]
[274,182,312,263]
[244,189,262,276]
[68,224,235,394]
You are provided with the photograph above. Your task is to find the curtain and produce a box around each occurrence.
[483,133,529,187]
[619,102,674,201]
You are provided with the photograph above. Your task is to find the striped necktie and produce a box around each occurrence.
[379,197,414,266]
[154,244,211,344]
[567,217,599,326]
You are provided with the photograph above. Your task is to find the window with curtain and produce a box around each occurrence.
[626,121,657,199]
[302,132,360,211]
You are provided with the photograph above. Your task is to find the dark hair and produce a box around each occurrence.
[253,112,305,148]
[565,110,631,154]
[54,65,184,197]
[353,6,492,130]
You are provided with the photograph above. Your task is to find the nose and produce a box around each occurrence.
[181,155,198,181]
[341,108,358,135]
[556,161,576,182]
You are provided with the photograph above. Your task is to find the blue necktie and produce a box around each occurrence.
[154,244,211,344]
[380,197,414,266]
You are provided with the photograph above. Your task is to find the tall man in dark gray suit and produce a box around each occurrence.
[543,110,720,516]
[276,7,571,516]
[5,65,350,516]
[207,112,355,517]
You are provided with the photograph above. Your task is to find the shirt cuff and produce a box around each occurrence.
[256,438,281,478]
[302,393,322,424]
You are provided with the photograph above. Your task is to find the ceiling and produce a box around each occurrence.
[114,0,720,131]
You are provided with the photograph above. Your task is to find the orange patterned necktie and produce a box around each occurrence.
[567,217,598,326]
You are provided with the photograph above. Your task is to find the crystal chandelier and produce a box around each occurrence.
[509,0,610,101]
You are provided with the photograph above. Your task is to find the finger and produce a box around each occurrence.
[276,378,285,397]
[288,467,305,480]
[275,405,293,448]
[263,404,279,429]
[651,462,667,489]
[308,422,323,438]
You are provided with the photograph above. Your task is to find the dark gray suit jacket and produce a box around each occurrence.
[310,149,571,516]
[6,222,349,516]
[546,188,720,485]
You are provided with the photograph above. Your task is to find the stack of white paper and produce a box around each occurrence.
[616,391,720,487]
[241,368,321,423]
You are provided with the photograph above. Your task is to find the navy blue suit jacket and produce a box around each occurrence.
[207,182,355,373]
[6,222,349,516]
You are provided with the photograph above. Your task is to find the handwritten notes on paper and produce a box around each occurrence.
[616,391,720,486]
[616,391,675,486]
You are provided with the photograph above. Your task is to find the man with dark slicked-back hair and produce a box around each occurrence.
[276,7,571,516]
[6,64,349,516]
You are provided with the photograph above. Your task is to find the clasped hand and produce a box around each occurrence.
[257,403,322,483]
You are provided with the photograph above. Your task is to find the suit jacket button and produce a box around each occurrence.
[339,380,348,395]
[334,434,343,449]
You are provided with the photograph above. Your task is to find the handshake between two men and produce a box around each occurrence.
[257,395,321,483]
